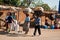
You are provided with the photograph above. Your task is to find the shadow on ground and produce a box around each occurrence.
[0,31,8,35]
[6,33,32,37]
[0,31,32,37]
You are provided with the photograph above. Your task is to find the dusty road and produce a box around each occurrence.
[0,28,60,40]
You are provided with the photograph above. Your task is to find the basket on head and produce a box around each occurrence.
[23,7,34,14]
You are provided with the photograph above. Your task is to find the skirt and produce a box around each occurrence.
[23,22,30,31]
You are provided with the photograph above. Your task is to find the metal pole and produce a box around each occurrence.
[58,0,60,14]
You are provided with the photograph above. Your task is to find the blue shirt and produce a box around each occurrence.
[25,16,30,22]
[6,16,13,23]
[35,17,40,25]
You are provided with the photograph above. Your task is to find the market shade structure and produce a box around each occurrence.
[0,5,21,11]
[0,5,21,21]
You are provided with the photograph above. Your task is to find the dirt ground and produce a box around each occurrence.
[0,27,60,40]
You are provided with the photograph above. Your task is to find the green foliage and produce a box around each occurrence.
[0,0,51,11]
[22,0,27,6]
[21,0,32,7]
[0,0,3,5]
[41,4,51,11]
[10,0,20,6]
[21,0,29,7]
[0,0,21,6]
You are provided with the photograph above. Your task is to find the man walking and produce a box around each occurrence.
[33,15,41,36]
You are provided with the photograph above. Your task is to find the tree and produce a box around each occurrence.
[10,0,20,6]
[21,0,34,7]
[22,0,27,6]
[0,0,4,5]
[36,0,44,6]
[41,4,51,11]
[29,1,36,8]
[3,0,21,6]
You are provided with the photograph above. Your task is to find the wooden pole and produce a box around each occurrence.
[0,20,1,29]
